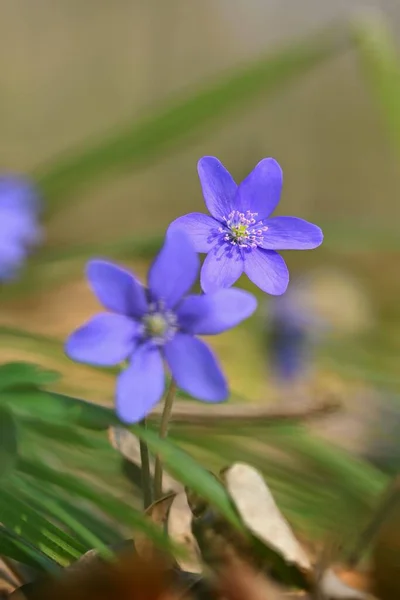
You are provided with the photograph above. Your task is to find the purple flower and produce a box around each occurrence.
[266,281,327,382]
[0,175,42,281]
[267,292,312,382]
[168,157,323,295]
[65,231,257,424]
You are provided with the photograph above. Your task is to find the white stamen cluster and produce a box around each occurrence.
[141,300,178,345]
[218,210,268,249]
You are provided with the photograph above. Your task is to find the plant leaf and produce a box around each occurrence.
[0,407,18,478]
[132,426,242,529]
[0,525,60,573]
[353,12,400,158]
[36,26,348,218]
[0,362,60,391]
[222,463,311,573]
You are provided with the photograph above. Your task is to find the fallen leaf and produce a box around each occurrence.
[222,463,311,573]
[167,492,202,574]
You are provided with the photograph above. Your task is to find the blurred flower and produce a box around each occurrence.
[65,231,257,424]
[0,175,42,281]
[267,294,312,382]
[266,281,327,382]
[168,156,323,295]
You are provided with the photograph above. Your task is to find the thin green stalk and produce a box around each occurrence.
[139,419,153,509]
[348,475,400,567]
[153,379,177,500]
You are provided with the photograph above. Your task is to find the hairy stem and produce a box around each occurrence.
[154,379,177,500]
[139,419,153,509]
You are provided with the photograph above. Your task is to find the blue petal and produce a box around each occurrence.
[197,157,237,220]
[164,333,228,402]
[0,210,42,246]
[177,288,257,335]
[148,230,199,308]
[0,175,41,214]
[236,158,283,220]
[259,216,323,250]
[65,313,138,366]
[200,243,244,293]
[86,260,148,317]
[167,213,219,253]
[0,240,26,281]
[116,343,165,424]
[244,248,289,295]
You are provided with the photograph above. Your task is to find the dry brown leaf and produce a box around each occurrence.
[319,568,372,600]
[135,493,177,561]
[216,554,306,600]
[223,463,311,574]
[10,552,185,600]
[167,492,202,574]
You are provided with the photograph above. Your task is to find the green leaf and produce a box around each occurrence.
[15,478,112,558]
[36,26,348,218]
[17,457,177,552]
[352,13,400,157]
[0,525,60,573]
[0,387,116,430]
[133,425,242,529]
[0,483,84,565]
[0,362,60,391]
[0,407,18,478]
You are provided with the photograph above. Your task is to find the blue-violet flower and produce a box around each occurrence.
[65,231,257,424]
[0,175,42,281]
[168,156,323,295]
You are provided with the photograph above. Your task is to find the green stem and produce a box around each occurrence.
[348,475,400,567]
[153,378,177,500]
[139,419,153,509]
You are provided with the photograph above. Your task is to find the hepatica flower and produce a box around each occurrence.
[267,292,312,382]
[168,157,323,295]
[65,231,257,424]
[0,175,42,281]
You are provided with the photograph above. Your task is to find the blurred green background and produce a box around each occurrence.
[1,0,400,560]
[1,0,400,402]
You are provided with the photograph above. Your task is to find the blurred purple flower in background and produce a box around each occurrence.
[0,175,42,281]
[267,292,312,382]
[168,156,323,295]
[65,230,257,424]
[265,279,327,383]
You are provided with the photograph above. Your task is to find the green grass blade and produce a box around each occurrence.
[352,12,400,157]
[36,26,348,218]
[0,526,60,573]
[133,425,242,529]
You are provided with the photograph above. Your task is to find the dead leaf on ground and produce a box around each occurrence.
[222,463,312,574]
[167,492,202,574]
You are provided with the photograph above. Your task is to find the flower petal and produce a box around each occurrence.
[164,333,228,402]
[65,313,138,366]
[259,216,323,250]
[200,243,244,293]
[1,210,42,246]
[236,158,283,220]
[0,240,26,280]
[244,248,289,295]
[86,260,147,318]
[197,156,237,220]
[167,213,219,253]
[116,343,165,424]
[148,230,199,308]
[177,288,257,335]
[0,175,41,214]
